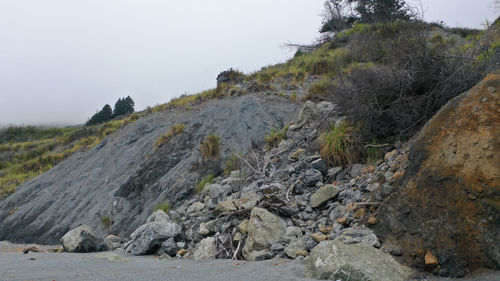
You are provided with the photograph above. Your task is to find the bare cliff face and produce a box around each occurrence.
[0,93,300,244]
[374,70,500,276]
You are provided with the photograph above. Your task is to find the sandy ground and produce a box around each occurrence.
[1,242,499,281]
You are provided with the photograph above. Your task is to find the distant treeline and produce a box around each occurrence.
[86,96,135,126]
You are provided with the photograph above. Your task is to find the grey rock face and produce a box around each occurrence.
[126,221,182,255]
[60,225,106,253]
[0,93,299,244]
[193,237,217,259]
[310,185,340,208]
[305,239,414,280]
[243,207,287,261]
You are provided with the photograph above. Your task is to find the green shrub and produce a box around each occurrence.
[319,120,359,166]
[155,123,185,148]
[154,201,171,213]
[201,134,220,160]
[224,155,240,177]
[196,173,214,192]
[264,127,287,149]
[101,215,112,228]
[305,78,332,100]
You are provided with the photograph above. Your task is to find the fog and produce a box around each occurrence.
[0,0,497,126]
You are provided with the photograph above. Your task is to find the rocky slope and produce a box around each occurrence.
[0,92,300,243]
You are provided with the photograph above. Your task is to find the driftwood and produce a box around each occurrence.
[23,245,48,254]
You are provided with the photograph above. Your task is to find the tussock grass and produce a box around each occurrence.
[155,123,185,148]
[154,201,171,213]
[201,134,220,160]
[196,173,214,193]
[319,120,359,166]
[264,126,288,149]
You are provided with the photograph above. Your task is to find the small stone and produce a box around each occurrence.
[310,184,340,208]
[319,226,333,234]
[311,233,328,243]
[362,165,375,174]
[295,250,308,257]
[187,202,205,214]
[354,208,366,219]
[238,219,249,234]
[425,251,439,266]
[389,171,404,184]
[337,217,348,225]
[290,148,306,160]
[215,200,238,213]
[367,216,379,225]
[177,249,188,256]
[384,150,398,162]
[284,239,307,258]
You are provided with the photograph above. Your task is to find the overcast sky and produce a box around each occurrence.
[0,0,497,126]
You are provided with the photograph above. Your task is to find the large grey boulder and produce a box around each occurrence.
[193,237,217,259]
[60,225,106,253]
[126,221,182,255]
[243,207,287,261]
[305,239,414,281]
[310,185,340,208]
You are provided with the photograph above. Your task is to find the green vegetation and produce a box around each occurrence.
[101,215,112,228]
[201,134,221,160]
[319,120,359,166]
[0,113,141,198]
[155,123,185,148]
[154,201,171,213]
[305,78,333,100]
[264,127,288,149]
[196,173,214,193]
[86,96,135,126]
[224,155,240,177]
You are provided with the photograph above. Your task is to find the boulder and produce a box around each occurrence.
[60,225,106,253]
[374,71,500,276]
[289,101,318,131]
[311,159,328,175]
[305,239,414,280]
[193,237,217,259]
[146,210,170,223]
[337,227,380,248]
[284,239,307,258]
[160,237,178,256]
[243,207,287,261]
[302,169,323,187]
[310,185,340,208]
[186,202,205,214]
[126,221,182,255]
